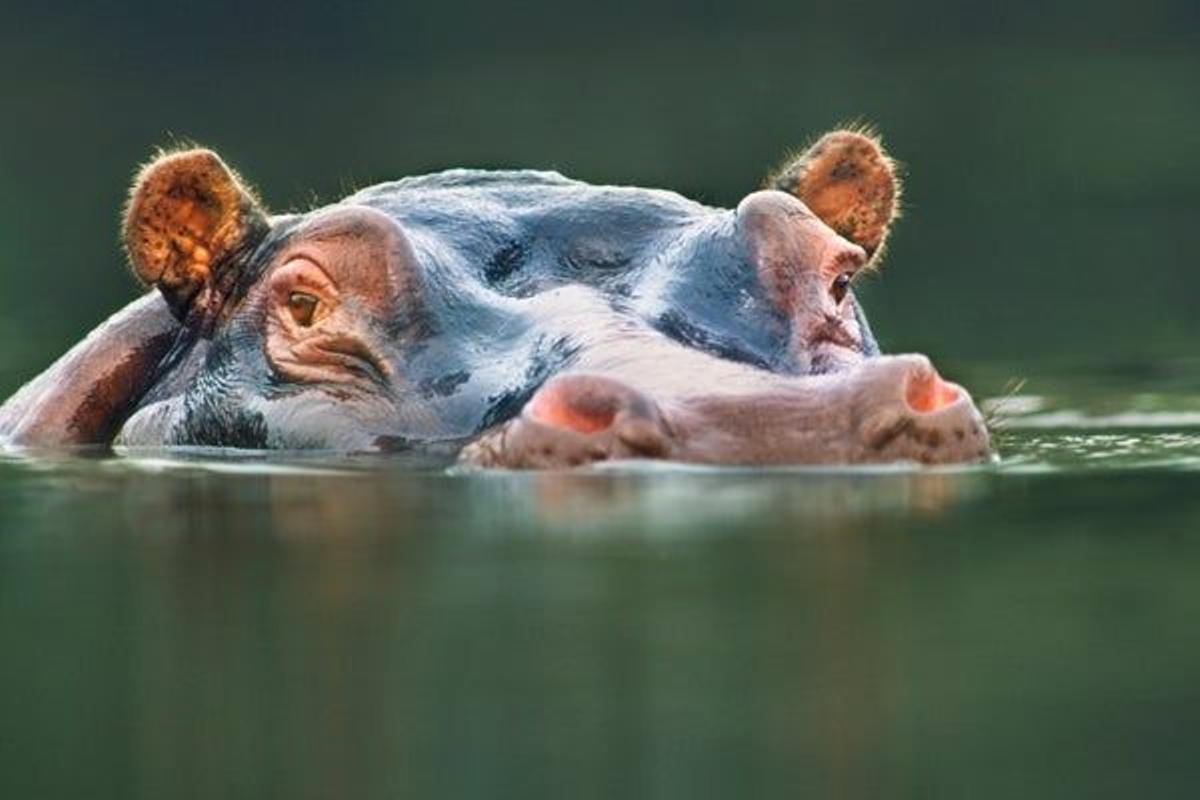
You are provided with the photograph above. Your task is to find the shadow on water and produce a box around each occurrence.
[3,378,1200,798]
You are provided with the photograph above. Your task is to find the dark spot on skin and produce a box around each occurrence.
[374,434,472,456]
[480,335,581,430]
[375,435,413,452]
[178,402,269,449]
[418,370,470,398]
[655,310,774,371]
[565,245,631,272]
[68,330,177,443]
[954,428,965,441]
[807,316,860,351]
[485,240,527,284]
[481,385,540,432]
[924,429,943,448]
[867,417,914,451]
[172,335,270,449]
[384,309,433,344]
[482,388,535,431]
[829,159,861,181]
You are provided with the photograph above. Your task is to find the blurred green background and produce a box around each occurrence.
[2,0,1198,393]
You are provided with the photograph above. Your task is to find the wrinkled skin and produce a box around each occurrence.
[0,130,991,467]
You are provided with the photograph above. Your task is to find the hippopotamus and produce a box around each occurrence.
[0,129,991,467]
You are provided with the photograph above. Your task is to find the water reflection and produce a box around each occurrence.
[479,466,986,536]
[1,449,989,542]
[3,440,1200,796]
[8,391,1200,796]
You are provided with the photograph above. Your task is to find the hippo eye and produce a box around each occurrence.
[287,291,320,327]
[830,272,854,305]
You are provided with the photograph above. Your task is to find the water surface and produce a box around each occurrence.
[3,378,1199,798]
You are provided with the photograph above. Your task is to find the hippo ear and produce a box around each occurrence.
[123,148,269,319]
[767,129,900,260]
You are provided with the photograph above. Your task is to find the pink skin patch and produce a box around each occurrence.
[526,384,617,434]
[905,370,961,413]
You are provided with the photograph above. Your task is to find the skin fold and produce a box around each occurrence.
[0,130,991,467]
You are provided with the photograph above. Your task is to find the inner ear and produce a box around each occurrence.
[767,129,900,260]
[123,148,269,320]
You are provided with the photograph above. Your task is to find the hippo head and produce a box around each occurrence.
[118,155,451,450]
[2,130,991,467]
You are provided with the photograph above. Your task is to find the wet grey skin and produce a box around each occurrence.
[0,146,990,467]
[117,172,875,448]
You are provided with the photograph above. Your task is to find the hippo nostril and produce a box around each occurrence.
[905,368,961,413]
[526,385,617,434]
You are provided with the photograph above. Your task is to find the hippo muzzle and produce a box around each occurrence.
[461,355,990,469]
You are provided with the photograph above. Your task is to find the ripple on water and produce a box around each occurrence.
[6,392,1200,478]
[988,391,1200,471]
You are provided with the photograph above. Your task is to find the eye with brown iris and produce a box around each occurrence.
[830,272,854,305]
[287,291,320,327]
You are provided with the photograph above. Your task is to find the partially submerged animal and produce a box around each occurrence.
[0,129,990,467]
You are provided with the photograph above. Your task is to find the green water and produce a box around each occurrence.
[3,377,1200,799]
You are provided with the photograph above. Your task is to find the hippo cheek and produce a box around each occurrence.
[855,356,992,465]
[460,374,674,469]
[806,330,868,375]
[114,397,187,448]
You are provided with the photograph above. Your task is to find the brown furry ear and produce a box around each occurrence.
[123,148,268,319]
[767,129,900,260]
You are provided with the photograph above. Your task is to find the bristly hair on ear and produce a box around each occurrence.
[121,145,269,319]
[764,122,904,269]
[121,137,266,230]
